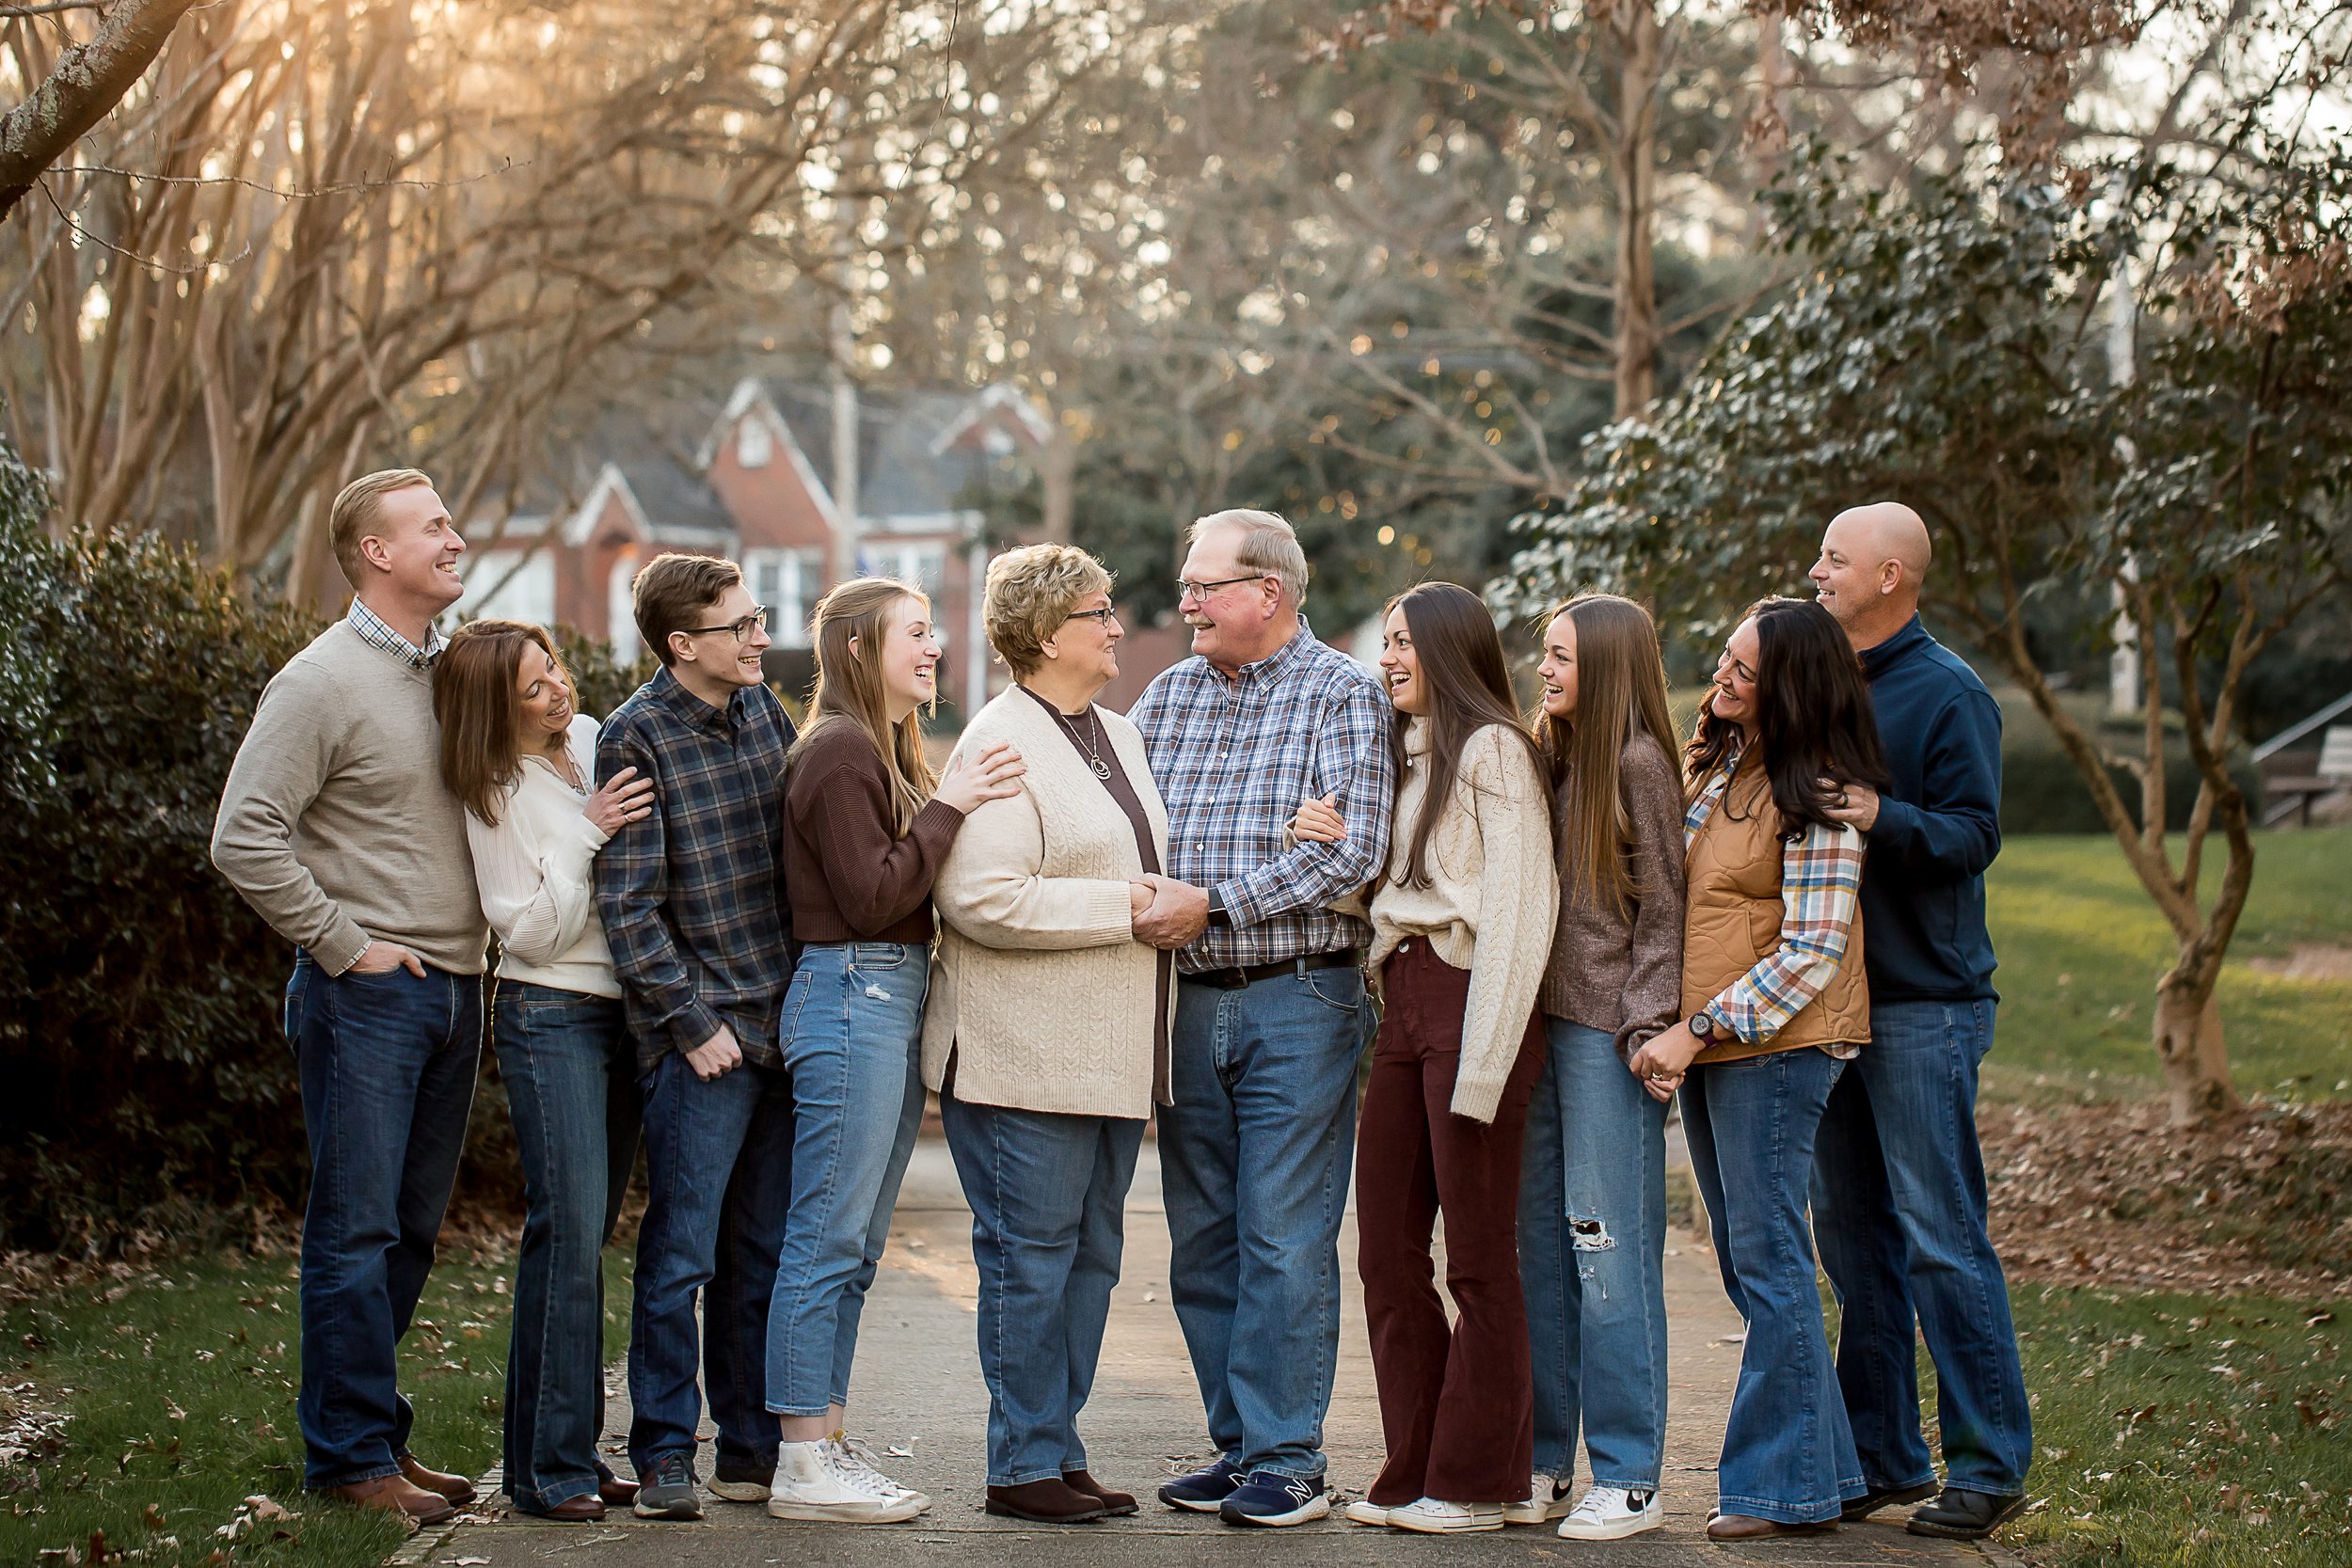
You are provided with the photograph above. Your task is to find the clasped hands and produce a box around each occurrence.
[1128,873,1209,949]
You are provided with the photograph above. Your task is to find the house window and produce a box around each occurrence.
[737,413,773,470]
[873,543,946,596]
[747,547,826,647]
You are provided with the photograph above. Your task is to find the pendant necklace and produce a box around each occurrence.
[1057,705,1114,781]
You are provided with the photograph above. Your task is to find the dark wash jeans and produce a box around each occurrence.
[492,982,641,1513]
[628,1048,793,1480]
[1811,998,2032,1497]
[285,951,482,1490]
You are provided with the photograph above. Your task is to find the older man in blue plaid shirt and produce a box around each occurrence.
[1127,510,1394,1528]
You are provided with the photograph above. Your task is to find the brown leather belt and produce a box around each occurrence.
[1181,950,1361,990]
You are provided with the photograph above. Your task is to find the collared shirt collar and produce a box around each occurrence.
[649,661,745,733]
[1220,616,1320,688]
[346,597,445,671]
[1859,613,1929,679]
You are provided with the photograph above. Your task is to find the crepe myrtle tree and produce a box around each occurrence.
[1504,139,2352,1126]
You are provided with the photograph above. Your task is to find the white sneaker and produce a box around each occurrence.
[1388,1497,1505,1533]
[826,1434,931,1513]
[1557,1484,1663,1541]
[1503,1475,1573,1525]
[1343,1498,1395,1527]
[765,1441,923,1523]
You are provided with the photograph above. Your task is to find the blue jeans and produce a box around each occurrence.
[766,942,928,1417]
[285,951,482,1489]
[628,1047,794,1477]
[493,982,640,1513]
[1520,1020,1670,1491]
[943,1093,1145,1485]
[1160,964,1366,1481]
[1812,999,2031,1497]
[1681,1047,1863,1524]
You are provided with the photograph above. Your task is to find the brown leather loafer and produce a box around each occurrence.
[398,1452,479,1506]
[596,1472,641,1509]
[1707,1513,1835,1542]
[328,1473,457,1525]
[524,1495,607,1523]
[985,1478,1110,1523]
[1061,1468,1139,1516]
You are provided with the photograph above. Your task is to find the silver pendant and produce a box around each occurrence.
[1091,758,1112,781]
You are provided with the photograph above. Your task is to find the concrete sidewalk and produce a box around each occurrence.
[407,1132,1987,1567]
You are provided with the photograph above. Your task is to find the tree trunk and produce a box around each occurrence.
[0,0,199,224]
[1610,1,1662,419]
[2153,962,2236,1127]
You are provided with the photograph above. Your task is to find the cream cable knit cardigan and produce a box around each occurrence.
[1366,719,1559,1123]
[922,685,1173,1118]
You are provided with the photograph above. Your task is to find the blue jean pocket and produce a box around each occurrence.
[849,942,909,971]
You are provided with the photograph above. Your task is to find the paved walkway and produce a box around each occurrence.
[407,1132,1987,1567]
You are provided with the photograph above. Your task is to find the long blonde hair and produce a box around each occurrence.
[790,578,939,832]
[1532,594,1677,918]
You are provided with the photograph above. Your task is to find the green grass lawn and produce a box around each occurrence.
[1998,1288,2352,1567]
[0,1246,633,1568]
[1984,827,2352,1105]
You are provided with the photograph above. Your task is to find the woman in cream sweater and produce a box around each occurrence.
[1293,580,1556,1534]
[923,545,1172,1526]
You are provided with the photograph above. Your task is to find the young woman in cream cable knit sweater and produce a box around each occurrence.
[1293,580,1557,1534]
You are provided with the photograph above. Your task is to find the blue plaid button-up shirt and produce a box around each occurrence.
[347,598,445,669]
[594,666,797,1073]
[1128,622,1395,974]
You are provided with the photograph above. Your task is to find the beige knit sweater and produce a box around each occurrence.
[922,686,1173,1119]
[1366,719,1558,1123]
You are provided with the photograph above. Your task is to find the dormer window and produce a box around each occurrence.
[737,413,773,469]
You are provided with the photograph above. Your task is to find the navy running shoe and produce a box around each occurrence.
[1157,1458,1245,1513]
[1219,1469,1330,1528]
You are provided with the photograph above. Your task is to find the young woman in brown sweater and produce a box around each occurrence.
[761,578,1024,1524]
[1516,594,1687,1541]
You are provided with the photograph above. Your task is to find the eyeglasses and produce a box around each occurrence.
[1063,606,1121,628]
[681,605,771,642]
[1174,573,1269,603]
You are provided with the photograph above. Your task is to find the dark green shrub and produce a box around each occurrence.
[1998,693,2260,835]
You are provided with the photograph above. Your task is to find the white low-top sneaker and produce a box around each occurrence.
[1343,1498,1396,1527]
[1503,1475,1573,1525]
[827,1434,931,1513]
[765,1441,924,1523]
[1388,1497,1506,1534]
[1557,1484,1664,1541]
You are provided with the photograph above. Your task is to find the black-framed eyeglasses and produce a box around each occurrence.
[1063,606,1121,628]
[1175,573,1269,602]
[682,605,771,642]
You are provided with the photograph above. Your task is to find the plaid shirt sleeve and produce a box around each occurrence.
[1216,679,1395,928]
[594,714,721,1055]
[1704,817,1865,1046]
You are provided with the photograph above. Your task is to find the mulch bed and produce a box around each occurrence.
[1982,1099,2352,1298]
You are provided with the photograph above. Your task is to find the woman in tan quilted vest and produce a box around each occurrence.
[1626,596,1890,1542]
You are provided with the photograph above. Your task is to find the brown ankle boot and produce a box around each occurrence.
[397,1452,479,1506]
[986,1477,1111,1523]
[1061,1469,1138,1516]
[327,1473,457,1525]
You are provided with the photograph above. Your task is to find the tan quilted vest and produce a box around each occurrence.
[1680,755,1869,1063]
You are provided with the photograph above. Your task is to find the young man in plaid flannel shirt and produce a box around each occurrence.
[1126,511,1395,1528]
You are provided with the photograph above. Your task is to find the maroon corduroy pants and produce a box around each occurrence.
[1356,937,1544,1507]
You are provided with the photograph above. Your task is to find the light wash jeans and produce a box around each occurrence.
[1160,963,1367,1481]
[1519,1019,1670,1492]
[764,942,929,1417]
[1681,1046,1865,1524]
[492,981,639,1513]
[1811,998,2031,1497]
[943,1094,1145,1485]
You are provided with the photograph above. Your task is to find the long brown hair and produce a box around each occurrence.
[790,578,940,832]
[1386,581,1549,888]
[435,619,574,828]
[1533,594,1678,918]
[1685,596,1891,838]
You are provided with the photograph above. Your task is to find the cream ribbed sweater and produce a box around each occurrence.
[921,687,1172,1119]
[1366,719,1558,1123]
[465,714,618,999]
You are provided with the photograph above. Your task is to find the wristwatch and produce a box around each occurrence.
[1690,1011,1721,1046]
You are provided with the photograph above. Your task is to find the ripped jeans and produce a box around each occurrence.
[765,942,930,1418]
[1519,1018,1670,1492]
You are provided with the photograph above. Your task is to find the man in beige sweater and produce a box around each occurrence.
[211,470,487,1527]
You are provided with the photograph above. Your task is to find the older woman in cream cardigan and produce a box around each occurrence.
[923,544,1175,1527]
